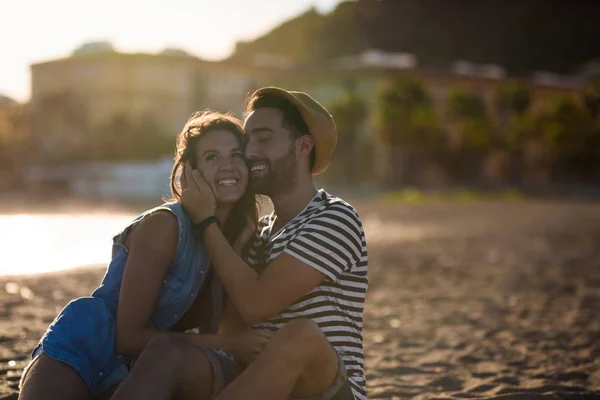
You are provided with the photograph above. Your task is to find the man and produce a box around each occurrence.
[113,88,368,400]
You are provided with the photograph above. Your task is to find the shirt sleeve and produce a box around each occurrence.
[283,204,364,282]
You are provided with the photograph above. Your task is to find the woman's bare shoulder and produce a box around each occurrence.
[124,210,179,251]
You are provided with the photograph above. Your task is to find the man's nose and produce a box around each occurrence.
[245,140,259,160]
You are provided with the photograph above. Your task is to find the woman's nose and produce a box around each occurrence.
[218,159,235,171]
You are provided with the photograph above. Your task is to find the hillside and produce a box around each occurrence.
[230,0,600,76]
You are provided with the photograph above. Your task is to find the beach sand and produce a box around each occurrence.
[1,200,600,399]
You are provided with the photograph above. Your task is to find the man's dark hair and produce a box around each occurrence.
[245,91,316,170]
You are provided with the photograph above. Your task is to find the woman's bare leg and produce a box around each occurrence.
[110,333,214,400]
[19,354,91,400]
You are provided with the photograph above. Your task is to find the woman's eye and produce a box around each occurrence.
[233,152,244,159]
[205,154,218,161]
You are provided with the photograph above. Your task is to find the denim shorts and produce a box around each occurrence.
[27,346,130,398]
[203,348,354,400]
[196,347,246,398]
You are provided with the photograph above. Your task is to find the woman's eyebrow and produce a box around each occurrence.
[202,149,218,156]
[202,148,243,156]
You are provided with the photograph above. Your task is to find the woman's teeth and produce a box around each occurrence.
[217,178,238,186]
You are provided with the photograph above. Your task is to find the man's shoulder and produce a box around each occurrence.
[314,191,362,224]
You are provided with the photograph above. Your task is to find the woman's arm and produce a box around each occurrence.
[115,210,181,356]
[114,211,266,359]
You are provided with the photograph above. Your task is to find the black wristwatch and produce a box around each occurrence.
[193,216,220,239]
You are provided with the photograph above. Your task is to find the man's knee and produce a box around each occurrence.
[138,334,189,372]
[144,333,182,355]
[141,334,213,383]
[276,319,327,356]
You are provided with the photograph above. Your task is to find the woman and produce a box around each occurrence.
[19,111,263,400]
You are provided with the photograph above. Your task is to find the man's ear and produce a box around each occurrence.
[297,135,315,158]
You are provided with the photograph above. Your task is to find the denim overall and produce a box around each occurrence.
[30,202,220,396]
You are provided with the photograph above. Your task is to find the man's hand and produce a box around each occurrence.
[226,329,274,365]
[180,161,217,223]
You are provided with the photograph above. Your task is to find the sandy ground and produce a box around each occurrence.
[1,200,600,399]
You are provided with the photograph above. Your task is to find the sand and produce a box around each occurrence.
[1,200,600,399]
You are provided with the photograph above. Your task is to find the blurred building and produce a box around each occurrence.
[27,46,588,196]
[29,44,273,161]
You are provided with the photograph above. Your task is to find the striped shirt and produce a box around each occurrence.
[247,189,368,400]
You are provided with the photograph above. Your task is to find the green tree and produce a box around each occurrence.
[136,113,175,160]
[88,114,133,161]
[514,96,598,183]
[495,79,532,183]
[582,74,600,119]
[376,78,444,150]
[375,77,445,186]
[446,90,497,183]
[496,79,531,118]
[328,81,367,185]
[32,91,89,164]
[88,113,173,161]
[0,104,30,187]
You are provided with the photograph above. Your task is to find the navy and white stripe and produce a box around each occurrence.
[247,189,368,400]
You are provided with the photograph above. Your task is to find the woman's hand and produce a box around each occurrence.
[226,329,274,365]
[180,161,216,223]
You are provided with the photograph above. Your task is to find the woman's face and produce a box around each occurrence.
[194,129,248,206]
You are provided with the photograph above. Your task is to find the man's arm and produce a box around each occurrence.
[202,223,328,324]
[180,162,363,325]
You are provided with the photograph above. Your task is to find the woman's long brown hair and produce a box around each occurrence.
[169,110,258,258]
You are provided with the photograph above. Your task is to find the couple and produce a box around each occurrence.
[19,87,368,400]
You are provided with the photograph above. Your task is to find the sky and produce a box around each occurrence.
[0,0,343,102]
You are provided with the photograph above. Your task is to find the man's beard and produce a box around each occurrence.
[251,144,297,198]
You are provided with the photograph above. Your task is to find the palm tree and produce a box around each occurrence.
[375,77,445,187]
[496,79,531,118]
[445,89,498,184]
[582,74,600,120]
[32,91,89,164]
[328,81,367,185]
[376,77,444,149]
[580,75,600,182]
[515,96,597,184]
[0,104,30,187]
[495,79,532,183]
[89,113,172,161]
